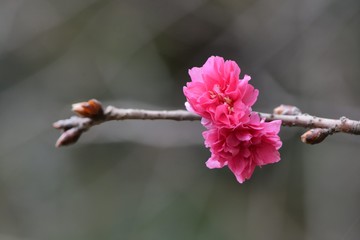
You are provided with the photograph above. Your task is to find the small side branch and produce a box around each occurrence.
[258,113,360,135]
[53,100,360,147]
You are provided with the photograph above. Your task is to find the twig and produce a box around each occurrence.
[53,100,360,147]
[258,113,360,134]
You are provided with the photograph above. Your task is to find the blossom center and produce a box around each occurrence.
[209,84,233,112]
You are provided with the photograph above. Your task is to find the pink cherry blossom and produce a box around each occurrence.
[183,56,282,183]
[203,113,282,183]
[183,56,258,127]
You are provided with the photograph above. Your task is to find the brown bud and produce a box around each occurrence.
[301,128,330,145]
[55,128,82,147]
[72,99,103,118]
[273,104,302,115]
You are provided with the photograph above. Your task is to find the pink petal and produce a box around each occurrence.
[188,67,203,82]
[254,142,281,165]
[184,102,194,113]
[263,120,282,134]
[241,74,251,82]
[228,156,256,183]
[241,85,259,107]
[206,156,226,169]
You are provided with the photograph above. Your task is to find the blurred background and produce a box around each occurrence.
[0,0,359,239]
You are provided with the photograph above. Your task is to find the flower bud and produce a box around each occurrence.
[55,128,82,147]
[273,104,302,115]
[72,99,103,118]
[301,128,330,145]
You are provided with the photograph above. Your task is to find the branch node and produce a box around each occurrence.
[340,116,348,123]
[273,104,302,115]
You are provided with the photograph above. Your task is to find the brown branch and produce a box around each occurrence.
[258,113,360,135]
[53,100,360,147]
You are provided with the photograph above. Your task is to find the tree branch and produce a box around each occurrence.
[53,100,360,147]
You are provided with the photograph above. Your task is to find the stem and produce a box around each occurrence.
[105,107,360,134]
[105,107,201,121]
[53,104,360,147]
[258,113,360,134]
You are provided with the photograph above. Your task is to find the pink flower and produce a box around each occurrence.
[183,56,283,183]
[203,113,282,183]
[183,56,258,127]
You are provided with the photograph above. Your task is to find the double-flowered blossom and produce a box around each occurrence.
[183,56,282,183]
[183,56,258,127]
[203,113,282,183]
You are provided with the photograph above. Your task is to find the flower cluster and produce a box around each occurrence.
[183,56,282,183]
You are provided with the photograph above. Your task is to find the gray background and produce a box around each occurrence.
[0,0,359,239]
